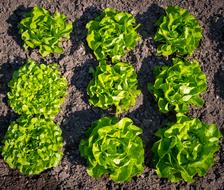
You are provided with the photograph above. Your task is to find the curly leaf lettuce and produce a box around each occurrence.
[19,6,72,57]
[79,117,144,183]
[87,61,141,114]
[152,114,222,183]
[148,58,207,113]
[86,8,141,62]
[154,6,203,56]
[1,116,63,175]
[7,59,68,119]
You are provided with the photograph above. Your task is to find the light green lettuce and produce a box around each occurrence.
[19,6,72,56]
[86,8,141,63]
[152,114,222,183]
[7,59,68,119]
[87,61,141,114]
[154,6,203,56]
[80,117,144,183]
[148,58,207,113]
[1,116,63,175]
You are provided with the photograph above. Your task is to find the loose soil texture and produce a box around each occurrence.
[0,0,224,189]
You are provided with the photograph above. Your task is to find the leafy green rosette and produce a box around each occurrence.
[1,116,63,175]
[152,114,222,183]
[86,8,141,63]
[79,117,144,183]
[19,6,72,56]
[154,6,203,56]
[87,61,141,114]
[7,59,68,119]
[148,58,207,113]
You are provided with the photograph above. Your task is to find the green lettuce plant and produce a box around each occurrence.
[87,61,141,114]
[19,6,72,57]
[7,59,68,119]
[1,116,63,175]
[79,117,144,183]
[154,6,203,56]
[86,8,141,63]
[152,114,222,183]
[148,58,207,113]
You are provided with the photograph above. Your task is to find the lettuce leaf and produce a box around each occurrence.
[87,61,141,114]
[7,59,68,119]
[79,117,144,183]
[149,58,207,113]
[86,8,141,63]
[154,6,203,56]
[19,6,72,57]
[1,116,63,175]
[152,113,222,183]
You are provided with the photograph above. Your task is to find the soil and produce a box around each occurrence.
[0,0,224,189]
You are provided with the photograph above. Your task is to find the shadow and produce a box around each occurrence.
[0,57,25,103]
[6,5,33,48]
[126,55,174,167]
[71,58,98,104]
[214,65,224,99]
[61,108,112,166]
[0,57,25,144]
[0,113,14,147]
[69,6,102,56]
[136,4,165,40]
[208,14,224,52]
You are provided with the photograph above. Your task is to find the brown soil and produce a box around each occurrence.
[0,0,224,189]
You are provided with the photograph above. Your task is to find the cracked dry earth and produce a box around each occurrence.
[0,0,224,189]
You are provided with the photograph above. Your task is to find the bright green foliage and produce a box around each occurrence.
[7,59,68,119]
[86,8,141,63]
[79,117,144,183]
[87,61,141,114]
[19,6,72,57]
[154,6,203,56]
[152,114,222,183]
[1,116,63,175]
[148,58,207,113]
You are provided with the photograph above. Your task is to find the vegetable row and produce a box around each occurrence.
[0,5,222,184]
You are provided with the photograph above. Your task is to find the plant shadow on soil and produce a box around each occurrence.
[6,5,33,48]
[71,58,98,105]
[136,3,165,40]
[0,57,25,144]
[125,55,176,168]
[62,58,113,165]
[208,13,224,52]
[69,6,102,56]
[214,65,224,100]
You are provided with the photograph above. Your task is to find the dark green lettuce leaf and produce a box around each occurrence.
[152,114,222,183]
[87,61,141,114]
[19,6,72,57]
[79,117,144,183]
[86,8,141,63]
[1,116,63,175]
[7,59,68,119]
[154,6,203,56]
[148,58,207,113]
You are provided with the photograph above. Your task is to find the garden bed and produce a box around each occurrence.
[0,0,224,189]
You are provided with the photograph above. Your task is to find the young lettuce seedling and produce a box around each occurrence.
[87,61,141,114]
[154,6,203,56]
[86,8,141,63]
[19,6,72,57]
[7,59,68,119]
[152,113,222,183]
[79,117,144,183]
[148,58,207,113]
[2,116,63,175]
